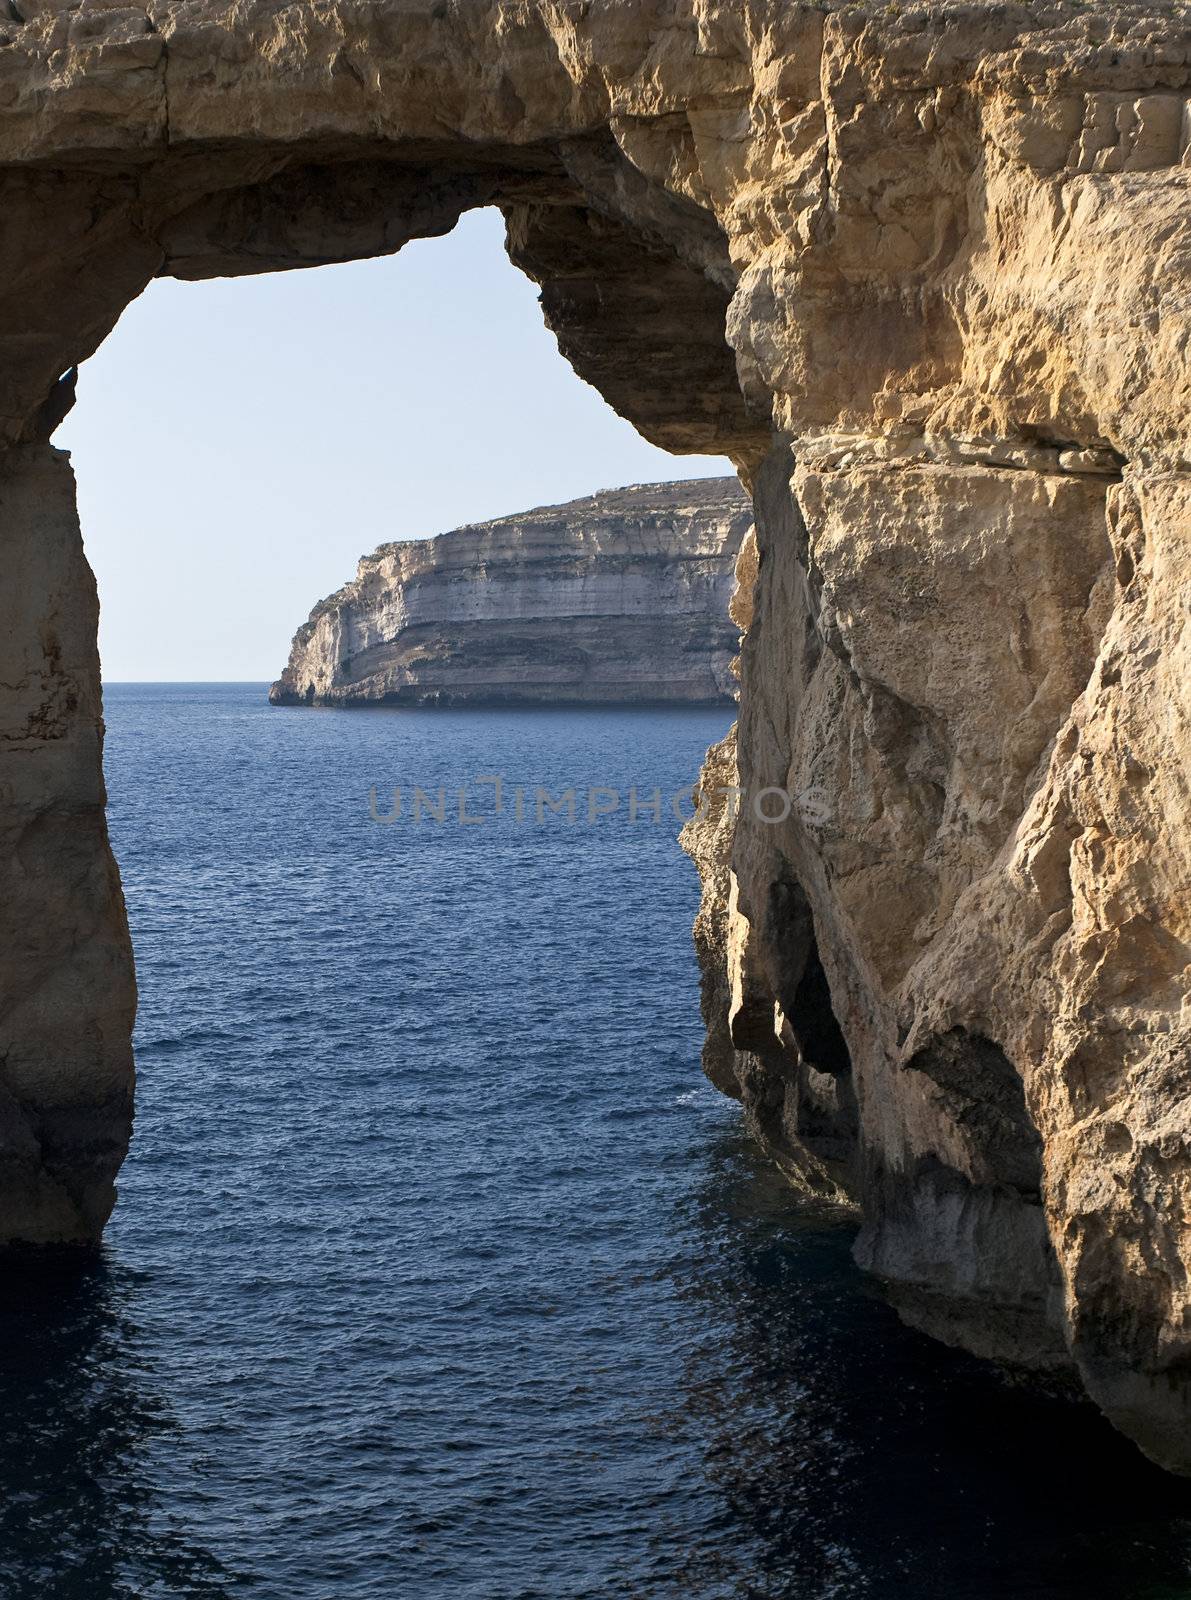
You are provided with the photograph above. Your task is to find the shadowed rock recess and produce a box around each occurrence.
[269,478,752,706]
[2,0,1189,1471]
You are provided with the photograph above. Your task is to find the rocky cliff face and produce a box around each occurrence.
[270,479,751,707]
[2,0,1190,1471]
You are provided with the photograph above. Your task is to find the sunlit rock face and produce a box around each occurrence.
[3,0,1190,1471]
[270,479,751,707]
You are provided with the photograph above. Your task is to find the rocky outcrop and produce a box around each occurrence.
[269,479,751,708]
[0,446,135,1243]
[3,0,1191,1471]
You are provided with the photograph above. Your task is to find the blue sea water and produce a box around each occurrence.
[2,683,1191,1600]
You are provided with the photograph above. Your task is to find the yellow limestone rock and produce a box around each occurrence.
[0,0,1188,1471]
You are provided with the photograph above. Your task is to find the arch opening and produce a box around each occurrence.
[1,148,768,1242]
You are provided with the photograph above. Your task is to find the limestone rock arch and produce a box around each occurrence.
[2,0,1190,1473]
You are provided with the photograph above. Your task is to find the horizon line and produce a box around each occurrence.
[104,678,272,685]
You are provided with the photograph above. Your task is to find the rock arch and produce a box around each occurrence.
[2,0,1191,1474]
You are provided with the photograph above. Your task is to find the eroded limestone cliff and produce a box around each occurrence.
[269,478,750,707]
[2,0,1190,1471]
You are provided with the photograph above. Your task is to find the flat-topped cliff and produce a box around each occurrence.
[270,479,751,708]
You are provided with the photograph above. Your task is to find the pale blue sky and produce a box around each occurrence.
[57,207,732,681]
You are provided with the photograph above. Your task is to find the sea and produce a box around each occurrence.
[1,683,1190,1600]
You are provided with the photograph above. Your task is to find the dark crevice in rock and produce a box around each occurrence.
[28,366,77,444]
[903,1027,1043,1198]
[735,870,860,1199]
[1019,422,1127,468]
[762,874,817,1023]
[790,940,852,1078]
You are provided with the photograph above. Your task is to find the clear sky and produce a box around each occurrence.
[57,206,733,682]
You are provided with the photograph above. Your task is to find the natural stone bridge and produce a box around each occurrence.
[2,0,1189,1472]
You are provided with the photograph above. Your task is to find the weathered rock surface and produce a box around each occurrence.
[270,478,750,708]
[0,446,135,1243]
[3,0,1191,1470]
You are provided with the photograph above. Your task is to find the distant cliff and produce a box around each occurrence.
[270,479,751,707]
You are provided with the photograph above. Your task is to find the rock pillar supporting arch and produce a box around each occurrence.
[0,443,135,1240]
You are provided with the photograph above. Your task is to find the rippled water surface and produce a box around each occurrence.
[3,684,1191,1599]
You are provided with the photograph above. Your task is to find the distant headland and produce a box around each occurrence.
[269,478,752,709]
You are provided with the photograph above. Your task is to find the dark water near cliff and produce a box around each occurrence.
[2,684,1191,1599]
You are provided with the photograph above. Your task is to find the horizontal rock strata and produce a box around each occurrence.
[2,0,1190,1472]
[269,479,751,707]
